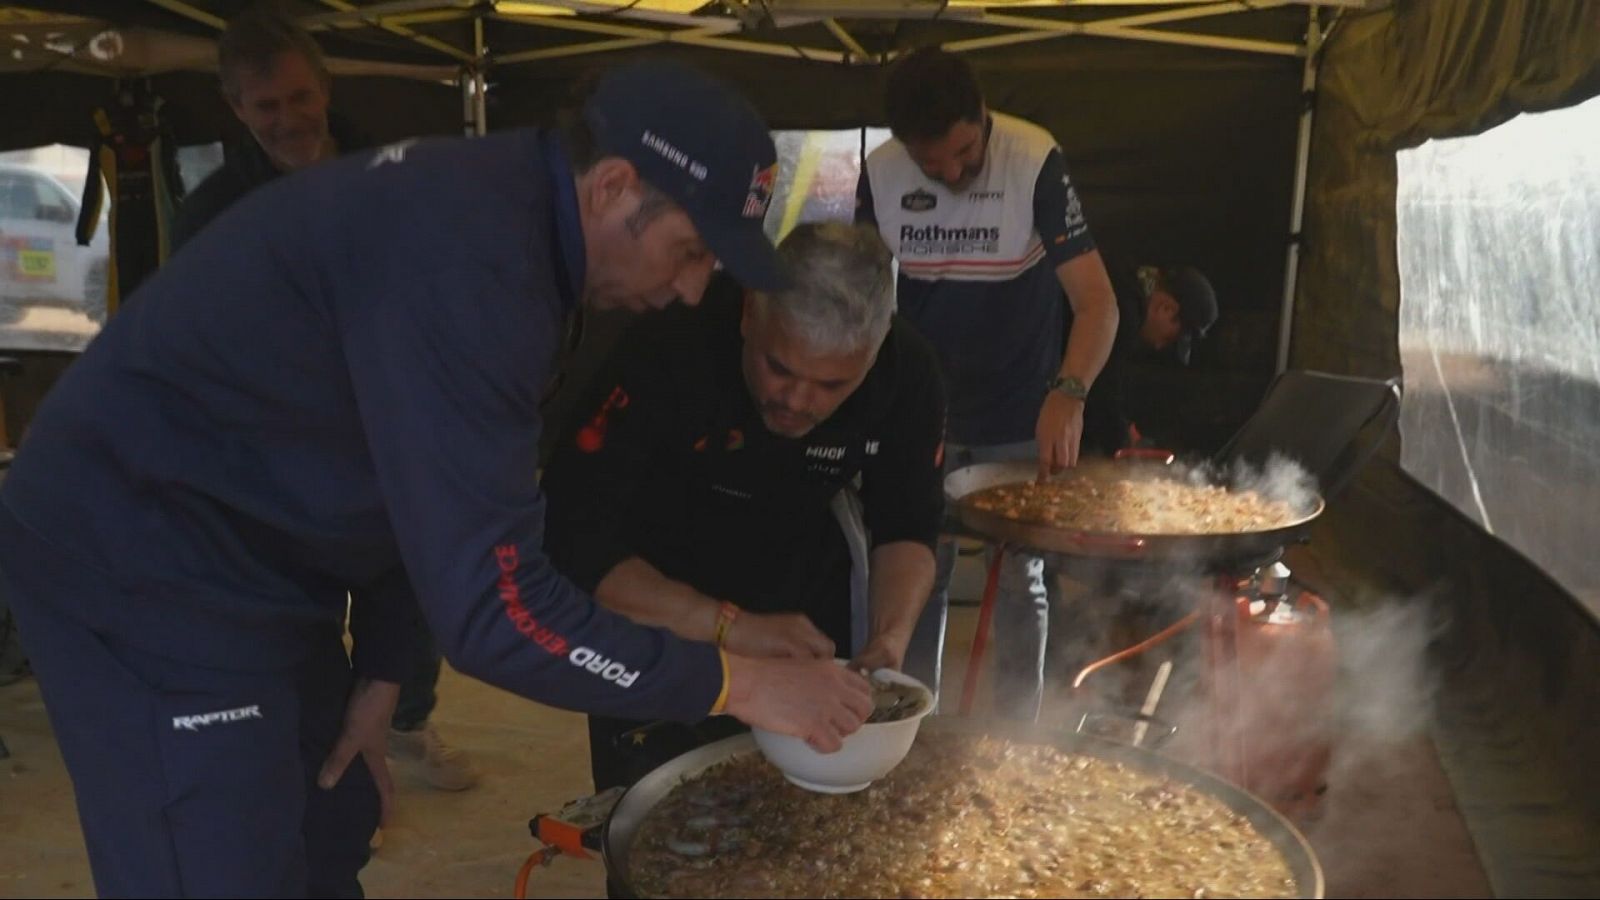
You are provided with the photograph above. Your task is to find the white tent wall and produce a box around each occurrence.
[1290,2,1600,894]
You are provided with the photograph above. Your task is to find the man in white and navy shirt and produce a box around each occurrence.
[857,46,1120,721]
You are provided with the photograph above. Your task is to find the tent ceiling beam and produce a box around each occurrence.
[141,0,224,31]
[1041,0,1367,4]
[665,33,843,64]
[489,13,721,40]
[493,21,745,63]
[731,1,983,22]
[311,0,475,62]
[7,22,126,76]
[823,18,869,60]
[491,11,845,63]
[752,0,1367,11]
[300,0,475,28]
[370,9,479,26]
[944,25,1300,56]
[981,1,1295,33]
[117,1,1352,70]
[494,34,660,63]
[498,1,731,29]
[945,1,1304,57]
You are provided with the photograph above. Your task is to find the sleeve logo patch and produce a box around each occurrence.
[1063,180,1086,229]
[367,138,419,169]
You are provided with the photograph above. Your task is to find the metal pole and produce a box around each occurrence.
[461,65,475,136]
[1275,6,1323,373]
[473,15,487,136]
[958,548,1006,715]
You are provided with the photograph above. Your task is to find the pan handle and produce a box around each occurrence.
[1113,448,1177,464]
[1075,709,1179,750]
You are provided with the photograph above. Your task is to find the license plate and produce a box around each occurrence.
[17,249,55,279]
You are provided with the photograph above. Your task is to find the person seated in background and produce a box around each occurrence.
[1052,258,1220,689]
[1082,260,1220,456]
[542,222,947,791]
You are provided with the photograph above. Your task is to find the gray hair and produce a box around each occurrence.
[218,6,330,106]
[749,222,896,355]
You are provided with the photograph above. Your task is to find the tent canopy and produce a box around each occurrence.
[0,1,1331,453]
[2,1,1333,76]
[0,2,1332,142]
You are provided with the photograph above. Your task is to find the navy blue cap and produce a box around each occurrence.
[584,60,786,291]
[1161,265,1217,365]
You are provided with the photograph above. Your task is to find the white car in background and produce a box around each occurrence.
[0,163,109,322]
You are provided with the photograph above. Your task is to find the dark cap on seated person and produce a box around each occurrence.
[583,60,787,291]
[1162,265,1218,365]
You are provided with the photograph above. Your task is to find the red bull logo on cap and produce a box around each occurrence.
[742,163,777,219]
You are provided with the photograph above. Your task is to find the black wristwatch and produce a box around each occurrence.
[1047,374,1089,401]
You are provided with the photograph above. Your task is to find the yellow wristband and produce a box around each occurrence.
[713,601,740,648]
[709,648,732,716]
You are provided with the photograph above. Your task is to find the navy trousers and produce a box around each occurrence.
[4,565,378,898]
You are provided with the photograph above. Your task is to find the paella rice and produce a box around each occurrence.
[966,471,1301,535]
[628,732,1299,899]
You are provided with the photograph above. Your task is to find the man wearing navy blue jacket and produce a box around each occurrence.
[170,7,478,801]
[0,61,871,898]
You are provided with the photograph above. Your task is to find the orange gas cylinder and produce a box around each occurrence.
[1205,582,1336,821]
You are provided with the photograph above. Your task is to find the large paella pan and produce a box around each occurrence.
[944,456,1324,562]
[602,717,1324,899]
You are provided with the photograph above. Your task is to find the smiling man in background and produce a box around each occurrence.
[172,6,353,250]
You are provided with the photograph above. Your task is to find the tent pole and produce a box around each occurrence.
[1275,5,1322,373]
[473,14,487,137]
[459,18,475,141]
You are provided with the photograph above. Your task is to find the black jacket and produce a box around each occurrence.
[1079,260,1152,456]
[170,115,371,253]
[544,276,947,650]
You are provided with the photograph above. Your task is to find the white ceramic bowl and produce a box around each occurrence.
[751,666,935,794]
